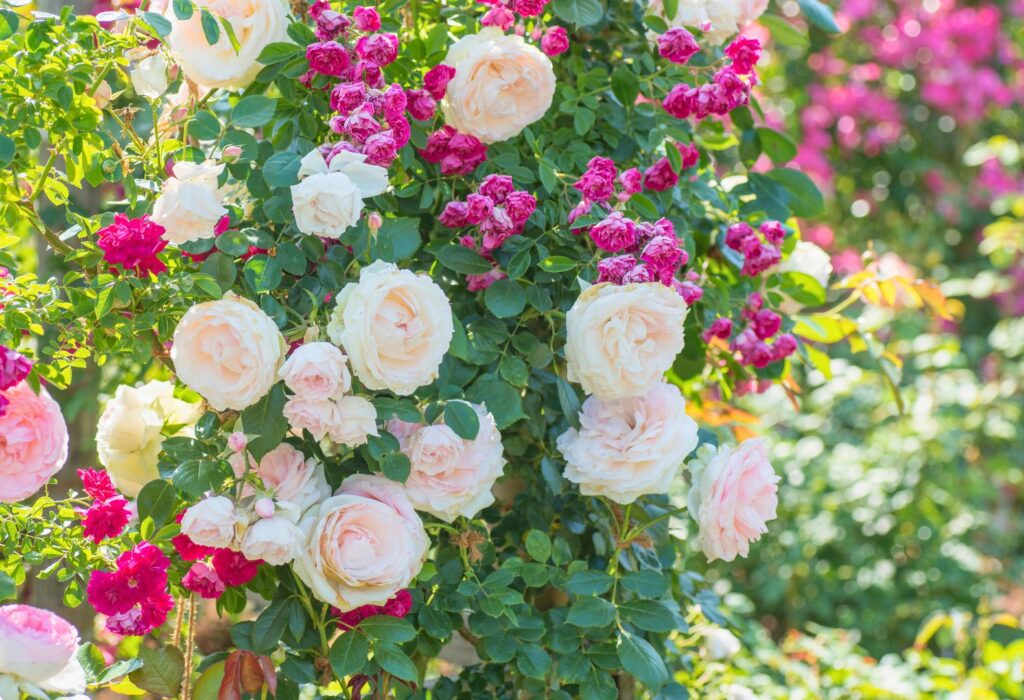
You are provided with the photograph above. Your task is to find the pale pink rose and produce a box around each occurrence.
[401,403,506,522]
[283,397,338,441]
[180,495,237,548]
[279,342,352,401]
[241,516,303,565]
[0,383,69,503]
[229,443,331,513]
[327,396,379,448]
[293,474,428,610]
[0,605,86,694]
[565,282,688,400]
[385,418,423,444]
[171,294,286,411]
[442,27,556,143]
[688,438,780,562]
[557,382,698,504]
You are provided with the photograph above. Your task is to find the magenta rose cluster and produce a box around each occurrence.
[86,541,174,636]
[662,36,761,121]
[76,469,131,544]
[705,293,797,370]
[479,0,550,30]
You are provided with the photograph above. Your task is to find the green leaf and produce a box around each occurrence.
[619,600,676,633]
[484,634,516,662]
[611,67,639,107]
[240,384,289,459]
[746,172,791,220]
[574,108,596,136]
[170,460,232,497]
[516,644,551,679]
[219,16,241,53]
[556,376,581,428]
[484,279,527,318]
[258,41,305,65]
[780,271,827,306]
[0,135,15,167]
[617,633,667,690]
[232,95,277,128]
[172,0,193,20]
[0,9,18,42]
[525,530,552,562]
[252,599,292,653]
[329,632,369,678]
[759,14,809,49]
[139,11,172,37]
[798,0,841,33]
[243,255,283,292]
[131,646,184,697]
[0,571,15,601]
[373,642,419,682]
[766,167,826,218]
[376,217,421,261]
[552,0,603,27]
[263,152,302,187]
[435,245,493,275]
[581,669,618,700]
[199,8,221,45]
[756,127,798,164]
[466,376,524,428]
[444,400,480,440]
[567,597,616,628]
[642,14,668,33]
[565,570,613,595]
[540,256,576,273]
[621,570,669,598]
[358,615,417,643]
[201,252,236,293]
[136,480,176,527]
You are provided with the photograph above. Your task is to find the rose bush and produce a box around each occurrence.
[0,0,956,697]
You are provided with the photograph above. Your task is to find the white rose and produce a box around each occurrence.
[130,53,169,99]
[96,380,202,497]
[180,495,237,548]
[556,382,698,504]
[401,402,506,522]
[291,150,389,239]
[565,282,688,400]
[776,241,833,313]
[647,0,761,46]
[293,474,429,610]
[442,27,556,144]
[327,261,453,395]
[704,628,741,660]
[327,396,379,448]
[279,342,352,401]
[229,443,331,513]
[241,516,304,565]
[171,294,286,411]
[152,160,228,244]
[165,0,289,90]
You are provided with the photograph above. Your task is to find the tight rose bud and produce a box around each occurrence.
[222,145,243,163]
[541,26,570,57]
[255,497,276,519]
[228,432,248,453]
[367,212,383,233]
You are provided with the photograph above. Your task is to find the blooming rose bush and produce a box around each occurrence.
[0,0,940,696]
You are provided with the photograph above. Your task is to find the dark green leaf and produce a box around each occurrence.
[199,8,220,45]
[565,570,613,596]
[263,152,302,188]
[798,0,841,33]
[484,279,527,319]
[136,480,177,527]
[567,597,616,628]
[139,11,172,37]
[525,530,552,562]
[552,0,603,27]
[232,95,277,128]
[240,384,289,460]
[373,642,418,682]
[329,632,369,678]
[358,615,417,643]
[435,245,493,275]
[766,167,826,217]
[444,400,480,440]
[131,645,185,697]
[516,644,551,679]
[172,0,193,20]
[617,633,667,690]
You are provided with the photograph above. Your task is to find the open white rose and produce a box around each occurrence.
[291,150,389,239]
[687,439,780,562]
[647,0,765,46]
[130,53,169,99]
[400,402,506,522]
[327,261,453,395]
[180,495,238,548]
[557,382,698,504]
[442,27,556,144]
[293,474,429,610]
[241,516,304,565]
[165,0,289,90]
[279,341,352,401]
[171,294,286,411]
[96,380,202,497]
[327,396,379,448]
[152,160,227,244]
[776,240,833,313]
[565,282,688,400]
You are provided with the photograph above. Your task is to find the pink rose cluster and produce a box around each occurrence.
[479,0,550,31]
[439,174,537,289]
[705,293,797,369]
[95,214,168,276]
[662,36,761,121]
[0,344,32,418]
[421,125,489,176]
[172,511,263,600]
[333,589,413,630]
[86,541,175,636]
[302,2,408,169]
[723,219,784,276]
[405,63,455,123]
[76,468,130,544]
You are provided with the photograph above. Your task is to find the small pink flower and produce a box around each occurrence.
[405,88,437,120]
[307,41,350,77]
[504,191,537,224]
[439,201,470,227]
[182,562,225,600]
[423,64,456,100]
[574,156,617,202]
[481,5,516,30]
[466,193,495,224]
[228,432,248,453]
[96,214,168,276]
[479,174,516,203]
[212,549,262,587]
[356,33,399,66]
[0,346,31,391]
[589,212,638,252]
[596,254,637,284]
[702,318,733,342]
[541,26,570,56]
[643,157,679,192]
[352,5,381,31]
[724,36,761,75]
[466,267,506,291]
[82,496,131,543]
[750,309,781,340]
[617,168,643,198]
[658,27,700,64]
[330,81,368,115]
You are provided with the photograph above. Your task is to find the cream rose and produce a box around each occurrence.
[229,443,331,513]
[171,294,286,411]
[279,341,352,401]
[400,402,506,522]
[441,27,556,144]
[180,495,238,548]
[96,380,202,497]
[327,261,453,395]
[283,397,338,441]
[293,474,429,610]
[291,150,389,239]
[130,53,169,99]
[557,382,698,504]
[565,282,688,400]
[327,396,379,448]
[165,0,289,90]
[241,516,304,565]
[687,438,780,562]
[152,160,228,244]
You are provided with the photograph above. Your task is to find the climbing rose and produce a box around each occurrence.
[95,214,168,275]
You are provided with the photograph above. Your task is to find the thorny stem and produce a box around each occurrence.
[182,593,197,700]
